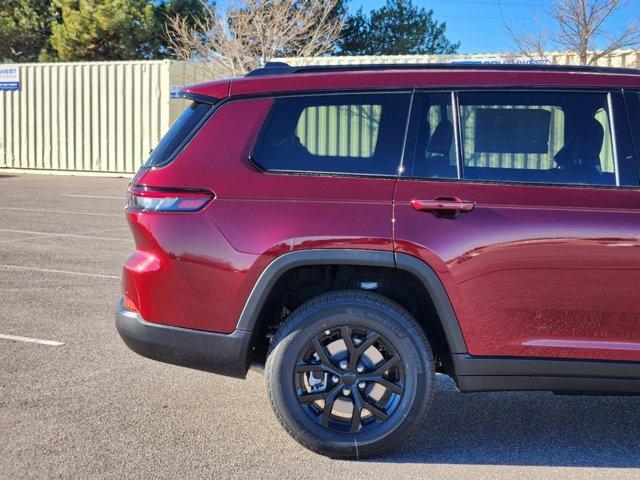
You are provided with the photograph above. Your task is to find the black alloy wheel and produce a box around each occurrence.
[295,325,405,434]
[266,290,436,458]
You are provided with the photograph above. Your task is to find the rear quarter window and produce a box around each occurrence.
[251,92,411,176]
[145,101,211,167]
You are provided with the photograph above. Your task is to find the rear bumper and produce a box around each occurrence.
[115,299,252,379]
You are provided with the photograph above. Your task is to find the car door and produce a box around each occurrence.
[394,89,640,362]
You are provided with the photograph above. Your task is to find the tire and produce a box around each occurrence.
[265,289,435,458]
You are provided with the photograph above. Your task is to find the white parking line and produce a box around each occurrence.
[0,228,131,243]
[0,264,120,279]
[0,206,121,217]
[0,334,64,347]
[62,194,125,200]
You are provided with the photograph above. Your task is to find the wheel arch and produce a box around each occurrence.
[238,249,468,358]
[393,252,467,354]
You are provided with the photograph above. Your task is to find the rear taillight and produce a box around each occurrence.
[126,186,213,212]
[123,294,139,313]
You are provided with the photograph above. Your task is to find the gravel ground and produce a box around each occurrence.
[1,172,639,480]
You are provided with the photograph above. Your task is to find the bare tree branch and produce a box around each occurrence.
[167,0,344,78]
[504,0,640,66]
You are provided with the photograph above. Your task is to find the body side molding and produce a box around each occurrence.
[454,354,640,394]
[453,354,640,378]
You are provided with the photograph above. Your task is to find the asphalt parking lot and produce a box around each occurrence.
[1,172,639,479]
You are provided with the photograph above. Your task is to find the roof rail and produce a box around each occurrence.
[245,61,295,77]
[245,61,640,77]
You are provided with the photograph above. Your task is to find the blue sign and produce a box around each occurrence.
[170,87,184,99]
[0,67,20,91]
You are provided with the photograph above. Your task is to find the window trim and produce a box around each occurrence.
[452,90,463,179]
[400,88,639,190]
[397,90,415,176]
[248,90,414,180]
[607,92,622,186]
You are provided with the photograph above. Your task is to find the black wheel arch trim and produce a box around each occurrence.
[236,248,468,354]
[393,252,467,353]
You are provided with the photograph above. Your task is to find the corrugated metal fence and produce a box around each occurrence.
[279,50,640,67]
[0,60,171,174]
[0,52,637,175]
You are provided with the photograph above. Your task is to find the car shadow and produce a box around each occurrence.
[0,174,16,178]
[378,374,640,467]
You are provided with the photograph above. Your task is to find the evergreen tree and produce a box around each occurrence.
[0,0,51,62]
[46,0,211,61]
[338,0,459,56]
[49,0,160,60]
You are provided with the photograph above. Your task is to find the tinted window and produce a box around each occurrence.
[252,93,411,176]
[297,104,382,158]
[405,92,457,179]
[624,91,640,183]
[146,102,211,167]
[459,91,618,186]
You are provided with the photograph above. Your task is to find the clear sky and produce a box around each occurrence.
[348,0,639,54]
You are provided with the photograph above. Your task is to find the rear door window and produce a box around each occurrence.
[624,91,640,182]
[458,91,636,187]
[145,101,211,167]
[252,92,411,176]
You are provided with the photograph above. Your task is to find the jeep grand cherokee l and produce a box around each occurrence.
[116,63,640,458]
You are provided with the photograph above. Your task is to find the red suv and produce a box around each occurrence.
[116,63,640,458]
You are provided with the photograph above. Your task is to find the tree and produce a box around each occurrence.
[167,0,344,77]
[48,0,160,61]
[0,0,51,62]
[506,0,640,65]
[338,0,459,56]
[153,0,211,57]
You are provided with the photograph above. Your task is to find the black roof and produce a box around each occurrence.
[245,61,640,77]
